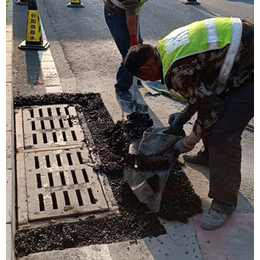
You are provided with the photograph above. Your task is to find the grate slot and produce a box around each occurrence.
[38,194,45,211]
[76,189,83,206]
[40,120,45,130]
[45,155,51,168]
[33,134,37,144]
[51,192,58,209]
[60,171,66,185]
[47,107,52,116]
[59,118,64,128]
[50,120,55,129]
[64,106,69,115]
[66,153,73,165]
[56,154,62,167]
[88,188,98,204]
[52,132,57,142]
[62,131,67,141]
[29,109,34,118]
[68,118,73,127]
[77,152,83,164]
[82,169,89,183]
[48,172,54,187]
[34,156,40,169]
[63,191,70,205]
[42,133,47,143]
[56,107,61,116]
[71,170,78,184]
[71,130,77,141]
[38,108,43,117]
[36,173,42,188]
[31,121,36,131]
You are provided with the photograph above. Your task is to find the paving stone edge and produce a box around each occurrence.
[6,0,15,259]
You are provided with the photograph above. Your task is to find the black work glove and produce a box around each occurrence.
[168,111,191,129]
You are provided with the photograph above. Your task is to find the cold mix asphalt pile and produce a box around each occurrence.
[14,93,202,258]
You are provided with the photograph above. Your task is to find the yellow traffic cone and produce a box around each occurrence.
[67,0,85,8]
[15,0,29,5]
[19,0,50,50]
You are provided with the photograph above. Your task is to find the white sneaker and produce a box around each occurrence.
[200,209,229,230]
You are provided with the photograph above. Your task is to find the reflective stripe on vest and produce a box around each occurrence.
[216,18,242,94]
[157,18,242,102]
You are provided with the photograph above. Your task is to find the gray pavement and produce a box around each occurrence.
[6,0,16,259]
[6,0,254,259]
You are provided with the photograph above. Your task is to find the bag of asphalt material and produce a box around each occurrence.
[124,126,185,212]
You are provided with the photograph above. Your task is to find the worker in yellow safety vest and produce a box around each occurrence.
[124,17,254,230]
[103,0,148,101]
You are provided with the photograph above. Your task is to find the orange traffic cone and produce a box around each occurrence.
[19,0,50,50]
[182,0,200,4]
[67,0,85,8]
[16,0,29,5]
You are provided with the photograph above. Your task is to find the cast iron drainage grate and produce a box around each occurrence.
[17,104,85,150]
[15,105,118,230]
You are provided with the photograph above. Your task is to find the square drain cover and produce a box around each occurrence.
[15,105,118,228]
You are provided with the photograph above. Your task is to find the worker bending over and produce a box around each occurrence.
[124,17,254,230]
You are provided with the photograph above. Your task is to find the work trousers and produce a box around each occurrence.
[201,77,254,215]
[104,9,142,92]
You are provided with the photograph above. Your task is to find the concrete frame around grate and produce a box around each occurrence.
[15,104,118,229]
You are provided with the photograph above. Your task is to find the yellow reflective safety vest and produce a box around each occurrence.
[157,17,242,102]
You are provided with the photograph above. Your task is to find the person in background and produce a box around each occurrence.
[103,0,147,101]
[124,17,254,230]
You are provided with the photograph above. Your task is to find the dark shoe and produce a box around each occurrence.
[183,152,209,166]
[115,89,132,101]
[200,209,230,230]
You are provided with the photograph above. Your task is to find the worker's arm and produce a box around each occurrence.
[126,14,137,36]
[167,66,225,145]
[126,15,138,46]
[123,0,140,46]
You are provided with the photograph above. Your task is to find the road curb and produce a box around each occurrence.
[6,0,16,259]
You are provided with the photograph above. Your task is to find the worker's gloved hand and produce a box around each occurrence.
[174,137,195,153]
[130,35,139,47]
[168,111,191,129]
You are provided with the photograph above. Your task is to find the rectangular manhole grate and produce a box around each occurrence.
[24,149,108,221]
[16,104,85,150]
[15,105,118,228]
